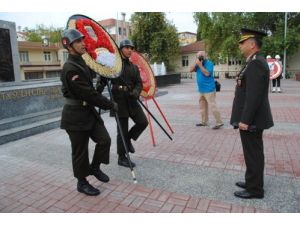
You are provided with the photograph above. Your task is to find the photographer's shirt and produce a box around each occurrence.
[195,59,215,93]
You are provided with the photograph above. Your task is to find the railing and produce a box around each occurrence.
[286,70,300,79]
[181,72,194,79]
[214,71,239,79]
[20,61,61,66]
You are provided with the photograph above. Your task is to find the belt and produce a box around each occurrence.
[64,98,88,106]
[112,85,130,91]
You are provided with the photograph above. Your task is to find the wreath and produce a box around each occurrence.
[76,18,115,60]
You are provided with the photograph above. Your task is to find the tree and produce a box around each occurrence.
[130,12,179,71]
[193,12,300,63]
[194,12,246,62]
[24,24,63,43]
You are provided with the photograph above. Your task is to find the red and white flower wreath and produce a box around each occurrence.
[76,18,115,60]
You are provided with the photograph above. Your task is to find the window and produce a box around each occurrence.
[63,51,69,62]
[118,27,122,35]
[182,56,189,67]
[44,52,51,61]
[46,70,61,78]
[123,28,126,36]
[19,51,29,62]
[24,72,43,80]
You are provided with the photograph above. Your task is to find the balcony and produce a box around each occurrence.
[20,61,61,67]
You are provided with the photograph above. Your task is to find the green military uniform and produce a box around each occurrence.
[97,57,148,159]
[61,54,115,179]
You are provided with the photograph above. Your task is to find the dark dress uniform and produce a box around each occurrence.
[97,57,148,159]
[61,54,115,179]
[230,52,274,196]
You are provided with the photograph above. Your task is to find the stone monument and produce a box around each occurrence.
[0,20,21,82]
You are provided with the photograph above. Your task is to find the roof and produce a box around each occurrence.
[18,41,61,50]
[178,31,197,35]
[98,19,116,27]
[180,41,205,54]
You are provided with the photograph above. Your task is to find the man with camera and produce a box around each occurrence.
[190,51,223,129]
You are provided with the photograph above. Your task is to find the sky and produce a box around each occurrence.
[1,0,298,34]
[0,12,198,33]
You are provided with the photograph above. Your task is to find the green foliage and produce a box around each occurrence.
[24,24,63,43]
[193,12,300,63]
[130,12,180,71]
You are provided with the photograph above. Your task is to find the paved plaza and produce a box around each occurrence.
[0,78,300,213]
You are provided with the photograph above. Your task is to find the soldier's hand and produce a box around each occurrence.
[96,77,108,93]
[112,101,118,112]
[130,89,140,99]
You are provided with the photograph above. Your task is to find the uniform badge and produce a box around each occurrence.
[71,75,79,81]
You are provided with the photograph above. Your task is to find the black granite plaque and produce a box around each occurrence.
[0,28,14,82]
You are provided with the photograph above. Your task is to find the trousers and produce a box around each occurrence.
[198,92,222,125]
[239,129,265,195]
[117,112,148,157]
[66,121,111,179]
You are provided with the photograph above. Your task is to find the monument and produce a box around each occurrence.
[0,20,63,145]
[0,20,21,82]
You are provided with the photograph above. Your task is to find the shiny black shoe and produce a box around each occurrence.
[90,168,110,183]
[77,180,100,196]
[128,140,135,153]
[235,181,246,189]
[234,190,264,199]
[118,157,136,168]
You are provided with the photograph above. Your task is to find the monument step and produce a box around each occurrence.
[0,116,61,145]
[0,108,62,131]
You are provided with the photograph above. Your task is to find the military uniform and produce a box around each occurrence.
[97,57,148,159]
[61,54,115,179]
[230,52,274,196]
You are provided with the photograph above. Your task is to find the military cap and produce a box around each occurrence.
[239,28,267,43]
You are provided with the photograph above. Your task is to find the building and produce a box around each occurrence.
[18,41,66,80]
[98,13,131,45]
[175,41,205,74]
[16,31,27,41]
[178,32,197,46]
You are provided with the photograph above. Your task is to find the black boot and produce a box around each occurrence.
[118,156,136,168]
[90,167,110,183]
[128,140,135,153]
[77,178,100,196]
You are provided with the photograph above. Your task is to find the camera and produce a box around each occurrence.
[198,56,204,61]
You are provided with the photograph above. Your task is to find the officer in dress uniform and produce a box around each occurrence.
[230,28,274,199]
[60,29,118,196]
[97,39,148,168]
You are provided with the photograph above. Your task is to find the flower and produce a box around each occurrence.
[76,18,115,60]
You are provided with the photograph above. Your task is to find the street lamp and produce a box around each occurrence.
[283,12,288,79]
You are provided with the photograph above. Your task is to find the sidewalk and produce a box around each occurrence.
[0,79,300,213]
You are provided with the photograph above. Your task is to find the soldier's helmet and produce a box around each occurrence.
[61,29,85,49]
[119,39,135,49]
[266,55,272,59]
[275,55,281,59]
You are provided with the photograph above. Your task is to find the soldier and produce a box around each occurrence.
[60,29,118,196]
[230,28,274,199]
[97,39,148,168]
[272,54,283,93]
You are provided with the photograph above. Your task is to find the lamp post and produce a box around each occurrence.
[283,12,288,79]
[116,13,119,45]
